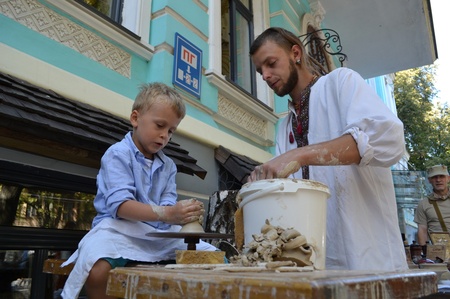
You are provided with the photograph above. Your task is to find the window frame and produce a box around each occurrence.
[44,0,154,61]
[0,160,93,298]
[205,0,276,147]
[110,0,125,23]
[227,0,256,96]
[207,0,272,107]
[73,0,125,25]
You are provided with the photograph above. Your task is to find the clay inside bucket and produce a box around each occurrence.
[238,178,330,269]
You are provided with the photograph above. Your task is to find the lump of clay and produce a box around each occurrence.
[179,198,205,233]
[180,220,205,233]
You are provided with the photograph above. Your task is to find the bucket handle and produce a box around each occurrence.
[239,182,285,208]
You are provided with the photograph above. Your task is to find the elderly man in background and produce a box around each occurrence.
[414,165,450,245]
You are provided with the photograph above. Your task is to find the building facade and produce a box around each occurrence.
[0,0,436,297]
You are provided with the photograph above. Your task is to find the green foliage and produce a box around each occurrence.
[427,103,450,167]
[394,65,450,170]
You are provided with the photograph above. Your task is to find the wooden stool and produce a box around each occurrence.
[43,258,74,275]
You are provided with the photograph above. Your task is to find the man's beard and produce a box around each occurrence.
[274,60,298,96]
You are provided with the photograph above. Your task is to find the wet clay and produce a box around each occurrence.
[152,206,165,221]
[179,198,205,233]
[180,220,205,233]
[276,161,301,178]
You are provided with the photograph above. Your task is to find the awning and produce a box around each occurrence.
[0,72,207,179]
[215,145,260,184]
[319,0,437,78]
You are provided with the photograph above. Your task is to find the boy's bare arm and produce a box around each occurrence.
[116,198,204,225]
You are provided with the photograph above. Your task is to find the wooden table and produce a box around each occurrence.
[106,265,438,298]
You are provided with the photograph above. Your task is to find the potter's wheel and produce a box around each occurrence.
[146,232,234,250]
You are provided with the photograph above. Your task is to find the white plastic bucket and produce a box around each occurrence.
[238,178,330,269]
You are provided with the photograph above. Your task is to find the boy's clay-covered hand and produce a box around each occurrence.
[158,198,205,225]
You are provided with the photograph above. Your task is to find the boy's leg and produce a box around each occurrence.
[85,259,116,299]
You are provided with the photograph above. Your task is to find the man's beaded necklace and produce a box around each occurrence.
[290,74,320,179]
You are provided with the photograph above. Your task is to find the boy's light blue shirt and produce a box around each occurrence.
[92,132,178,230]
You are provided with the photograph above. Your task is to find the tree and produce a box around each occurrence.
[394,65,450,170]
[427,103,450,167]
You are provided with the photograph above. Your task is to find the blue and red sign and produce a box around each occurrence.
[172,33,202,98]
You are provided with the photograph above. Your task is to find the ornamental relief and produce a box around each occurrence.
[0,0,131,77]
[218,94,267,138]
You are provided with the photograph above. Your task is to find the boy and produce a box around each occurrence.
[61,83,216,298]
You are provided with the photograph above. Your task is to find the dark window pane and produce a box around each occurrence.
[234,11,252,93]
[83,0,113,16]
[81,0,123,24]
[0,249,33,298]
[222,0,255,95]
[0,183,95,230]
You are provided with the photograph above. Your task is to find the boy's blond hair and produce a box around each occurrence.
[132,82,186,119]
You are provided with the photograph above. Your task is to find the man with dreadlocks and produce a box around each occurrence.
[248,27,407,271]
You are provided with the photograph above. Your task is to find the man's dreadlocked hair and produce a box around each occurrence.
[250,27,327,76]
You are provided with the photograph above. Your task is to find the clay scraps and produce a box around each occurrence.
[230,219,314,268]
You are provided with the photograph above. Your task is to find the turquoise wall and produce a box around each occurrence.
[0,10,147,101]
[149,2,222,124]
[3,0,353,156]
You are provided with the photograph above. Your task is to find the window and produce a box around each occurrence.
[0,160,96,298]
[78,0,124,24]
[76,0,146,38]
[46,0,153,59]
[0,183,94,297]
[0,160,97,230]
[1,183,95,230]
[221,0,256,95]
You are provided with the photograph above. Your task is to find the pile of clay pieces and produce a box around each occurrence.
[230,219,314,268]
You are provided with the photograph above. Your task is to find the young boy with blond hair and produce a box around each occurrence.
[61,83,216,299]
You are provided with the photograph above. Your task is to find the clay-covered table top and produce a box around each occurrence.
[106,264,438,299]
